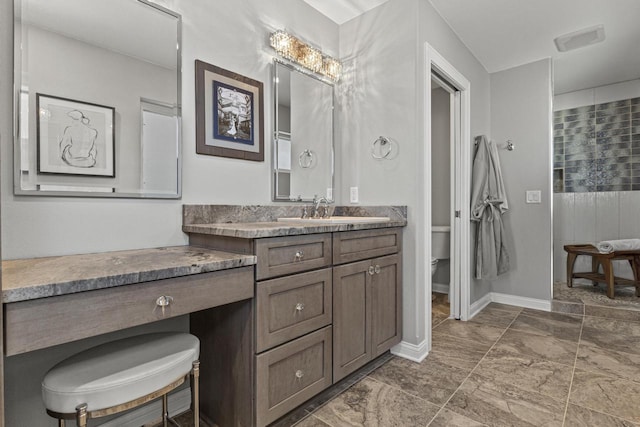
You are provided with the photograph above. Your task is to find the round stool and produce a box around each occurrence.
[42,332,200,427]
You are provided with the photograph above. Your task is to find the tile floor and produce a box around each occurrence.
[289,294,640,427]
[168,293,640,426]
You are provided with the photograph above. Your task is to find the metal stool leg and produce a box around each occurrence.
[58,419,65,427]
[75,404,88,427]
[192,360,200,427]
[162,394,169,427]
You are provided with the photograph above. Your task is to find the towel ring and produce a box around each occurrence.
[298,149,315,168]
[371,136,398,160]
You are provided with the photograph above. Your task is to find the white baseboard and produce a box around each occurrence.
[432,282,450,294]
[98,388,191,427]
[391,340,429,362]
[469,292,550,320]
[469,292,492,318]
[490,292,551,312]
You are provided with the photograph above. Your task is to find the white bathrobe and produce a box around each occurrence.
[470,135,510,279]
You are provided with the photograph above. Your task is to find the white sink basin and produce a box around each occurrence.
[277,216,390,224]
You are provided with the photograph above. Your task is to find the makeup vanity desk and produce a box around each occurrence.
[2,246,257,426]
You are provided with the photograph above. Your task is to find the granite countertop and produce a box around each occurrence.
[2,246,256,303]
[182,219,407,239]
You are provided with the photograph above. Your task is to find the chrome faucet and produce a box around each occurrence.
[312,196,331,218]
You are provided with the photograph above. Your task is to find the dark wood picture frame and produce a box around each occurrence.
[195,60,264,161]
[36,93,116,177]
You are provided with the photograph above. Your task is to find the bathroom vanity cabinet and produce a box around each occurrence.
[186,225,403,426]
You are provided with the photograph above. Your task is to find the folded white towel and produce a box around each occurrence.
[596,239,640,254]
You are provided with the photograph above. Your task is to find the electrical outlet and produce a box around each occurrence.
[326,188,333,200]
[350,187,359,203]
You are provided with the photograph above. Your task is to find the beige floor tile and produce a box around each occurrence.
[509,310,582,342]
[368,354,471,405]
[469,306,520,329]
[294,414,332,427]
[492,328,578,365]
[580,316,640,355]
[570,369,640,423]
[563,404,638,427]
[485,302,523,313]
[473,351,573,400]
[446,374,566,427]
[433,319,504,347]
[430,333,491,370]
[428,408,488,426]
[576,343,640,383]
[313,377,440,427]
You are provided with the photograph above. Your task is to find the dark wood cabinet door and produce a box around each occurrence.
[371,254,402,357]
[332,259,372,382]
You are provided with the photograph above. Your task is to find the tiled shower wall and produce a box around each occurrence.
[553,191,640,281]
[553,97,640,193]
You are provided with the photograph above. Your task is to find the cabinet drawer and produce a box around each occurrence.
[4,267,254,356]
[256,234,332,280]
[333,228,401,265]
[256,268,332,353]
[256,326,332,427]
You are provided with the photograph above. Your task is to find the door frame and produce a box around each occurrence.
[423,44,471,348]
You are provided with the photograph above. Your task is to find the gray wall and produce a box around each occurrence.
[431,87,451,226]
[488,58,553,300]
[338,0,492,349]
[1,0,339,260]
[0,0,338,424]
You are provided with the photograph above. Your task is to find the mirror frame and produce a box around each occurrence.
[12,0,182,199]
[272,58,335,203]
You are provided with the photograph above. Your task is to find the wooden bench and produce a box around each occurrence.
[564,244,640,299]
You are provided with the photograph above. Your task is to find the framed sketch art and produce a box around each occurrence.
[195,60,264,161]
[37,94,115,177]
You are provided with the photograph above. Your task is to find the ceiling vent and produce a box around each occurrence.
[554,25,605,52]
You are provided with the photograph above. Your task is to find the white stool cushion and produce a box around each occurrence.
[42,332,200,414]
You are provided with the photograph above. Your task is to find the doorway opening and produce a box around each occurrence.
[424,44,472,353]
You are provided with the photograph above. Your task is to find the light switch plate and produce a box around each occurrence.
[526,190,542,204]
[350,187,359,203]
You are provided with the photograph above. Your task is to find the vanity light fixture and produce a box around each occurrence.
[270,30,342,82]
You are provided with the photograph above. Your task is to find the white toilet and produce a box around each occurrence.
[431,225,451,278]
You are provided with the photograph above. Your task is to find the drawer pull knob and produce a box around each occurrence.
[295,302,305,312]
[156,295,174,307]
[295,370,304,379]
[368,266,375,275]
[374,265,381,274]
[294,250,304,261]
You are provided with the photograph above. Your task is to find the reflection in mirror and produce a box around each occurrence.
[14,0,181,198]
[273,60,334,202]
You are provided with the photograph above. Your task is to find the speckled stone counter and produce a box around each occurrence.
[182,205,407,238]
[2,246,256,303]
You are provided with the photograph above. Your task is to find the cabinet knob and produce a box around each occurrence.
[374,265,381,274]
[295,302,305,312]
[368,266,375,275]
[295,370,304,379]
[156,295,174,307]
[294,250,304,261]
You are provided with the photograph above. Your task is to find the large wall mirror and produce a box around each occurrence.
[13,0,181,198]
[273,60,334,202]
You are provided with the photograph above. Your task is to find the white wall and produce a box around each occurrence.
[554,79,640,111]
[489,58,553,300]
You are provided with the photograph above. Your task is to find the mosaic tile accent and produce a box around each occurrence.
[554,96,639,193]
